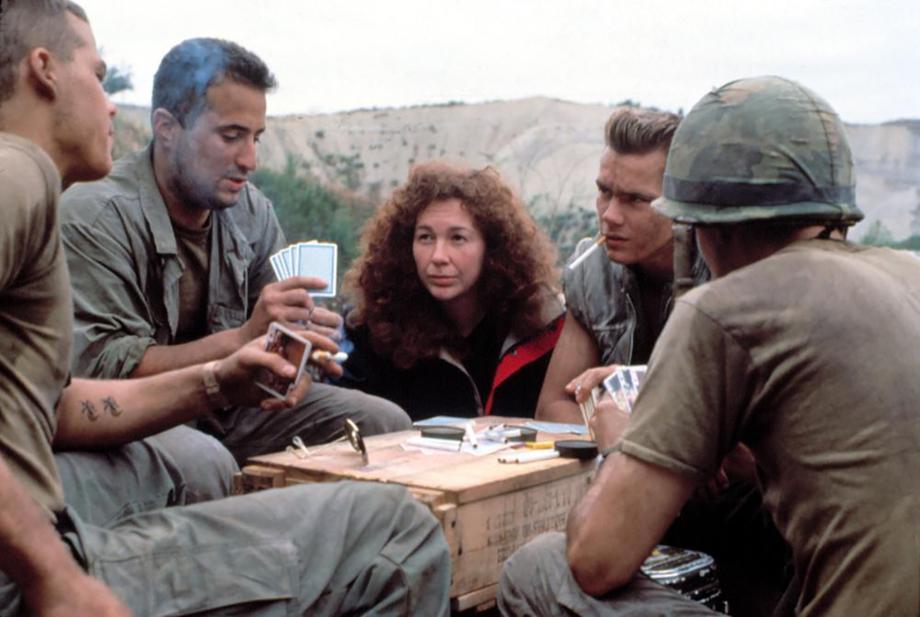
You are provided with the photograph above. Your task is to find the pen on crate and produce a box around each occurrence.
[567,235,605,270]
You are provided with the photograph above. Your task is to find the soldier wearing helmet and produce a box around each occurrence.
[497,76,920,617]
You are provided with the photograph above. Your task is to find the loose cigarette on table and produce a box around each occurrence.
[567,236,605,270]
[405,436,463,452]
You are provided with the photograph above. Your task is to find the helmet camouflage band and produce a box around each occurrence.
[653,76,864,226]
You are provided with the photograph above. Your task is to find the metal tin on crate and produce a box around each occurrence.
[554,439,598,460]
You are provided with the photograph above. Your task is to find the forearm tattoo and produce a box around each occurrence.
[79,397,124,421]
[80,400,100,422]
[102,396,124,417]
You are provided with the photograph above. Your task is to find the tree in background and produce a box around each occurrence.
[859,219,920,251]
[103,65,133,95]
[99,48,133,96]
[100,55,143,160]
[860,219,895,246]
[533,202,597,266]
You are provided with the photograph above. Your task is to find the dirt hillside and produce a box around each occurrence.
[113,99,920,242]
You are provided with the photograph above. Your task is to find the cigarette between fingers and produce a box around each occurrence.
[309,350,349,364]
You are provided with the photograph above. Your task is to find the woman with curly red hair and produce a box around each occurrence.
[337,162,564,421]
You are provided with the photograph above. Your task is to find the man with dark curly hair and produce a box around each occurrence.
[338,162,564,420]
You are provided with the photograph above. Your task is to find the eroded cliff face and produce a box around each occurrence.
[848,121,920,239]
[114,100,920,241]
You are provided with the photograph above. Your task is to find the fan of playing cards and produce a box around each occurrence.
[603,365,647,413]
[269,241,338,298]
[577,364,647,440]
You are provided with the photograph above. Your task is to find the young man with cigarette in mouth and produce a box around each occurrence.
[535,107,707,425]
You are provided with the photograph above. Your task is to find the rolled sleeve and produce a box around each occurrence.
[620,299,757,480]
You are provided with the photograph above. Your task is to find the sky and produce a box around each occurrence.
[80,0,919,124]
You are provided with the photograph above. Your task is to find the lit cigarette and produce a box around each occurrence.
[309,350,349,364]
[567,236,605,270]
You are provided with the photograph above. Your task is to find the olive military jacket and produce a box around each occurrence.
[60,145,284,378]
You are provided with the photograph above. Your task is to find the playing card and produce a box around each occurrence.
[269,252,288,280]
[578,386,602,441]
[603,370,631,411]
[629,366,647,387]
[627,366,647,408]
[282,245,297,278]
[296,242,337,297]
[256,322,312,400]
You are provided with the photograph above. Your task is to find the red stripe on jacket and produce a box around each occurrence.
[484,314,565,415]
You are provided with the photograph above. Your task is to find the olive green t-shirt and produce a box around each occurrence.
[621,240,920,617]
[0,133,71,516]
[172,215,212,344]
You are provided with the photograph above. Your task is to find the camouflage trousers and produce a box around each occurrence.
[198,382,412,465]
[0,481,451,616]
[55,425,239,526]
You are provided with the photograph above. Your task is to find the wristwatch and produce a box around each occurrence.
[202,360,230,409]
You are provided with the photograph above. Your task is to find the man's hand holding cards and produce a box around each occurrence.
[270,241,337,297]
[240,241,343,342]
[255,322,346,404]
[256,322,312,401]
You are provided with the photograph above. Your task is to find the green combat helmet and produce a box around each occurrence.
[656,76,864,298]
[653,75,864,226]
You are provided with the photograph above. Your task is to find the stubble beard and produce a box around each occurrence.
[169,145,239,213]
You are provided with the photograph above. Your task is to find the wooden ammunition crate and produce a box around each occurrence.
[235,417,595,612]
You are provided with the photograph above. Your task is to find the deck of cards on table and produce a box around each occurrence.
[270,242,338,297]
